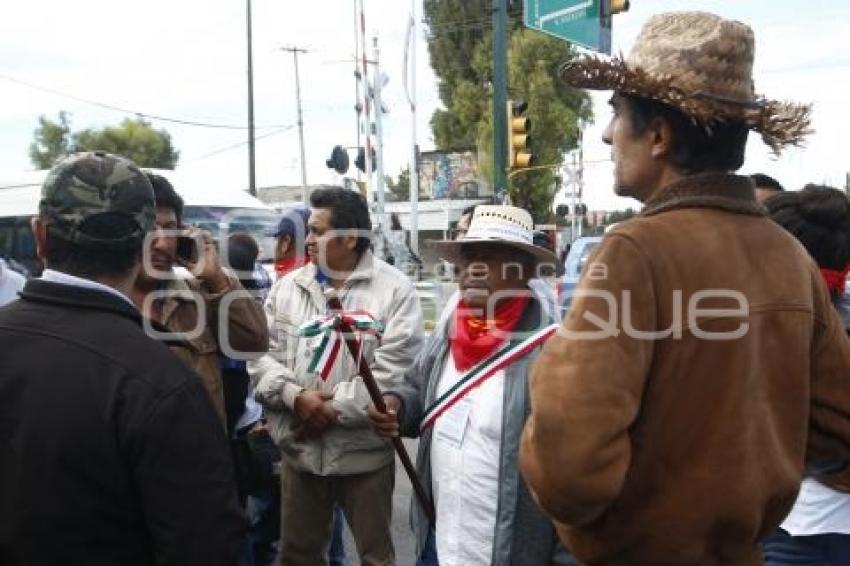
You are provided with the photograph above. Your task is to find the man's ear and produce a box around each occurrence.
[31,217,49,263]
[649,117,674,159]
[343,232,359,252]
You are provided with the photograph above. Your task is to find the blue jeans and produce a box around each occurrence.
[763,528,850,565]
[328,507,346,566]
[416,528,439,566]
[246,490,280,566]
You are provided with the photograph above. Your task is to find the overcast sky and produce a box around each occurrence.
[1,0,848,212]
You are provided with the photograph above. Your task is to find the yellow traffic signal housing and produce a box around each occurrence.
[507,100,533,169]
[609,0,630,15]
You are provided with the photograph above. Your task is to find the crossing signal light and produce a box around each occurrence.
[556,204,569,219]
[507,99,533,169]
[354,146,376,173]
[325,145,349,174]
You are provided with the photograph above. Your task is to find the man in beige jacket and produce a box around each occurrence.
[519,11,850,565]
[250,187,423,566]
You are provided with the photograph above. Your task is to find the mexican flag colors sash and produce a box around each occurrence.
[419,323,559,433]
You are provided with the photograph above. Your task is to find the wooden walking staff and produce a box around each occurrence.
[324,289,436,524]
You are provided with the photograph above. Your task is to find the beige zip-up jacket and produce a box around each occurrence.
[249,252,423,476]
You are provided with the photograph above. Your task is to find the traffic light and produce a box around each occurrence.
[555,204,569,219]
[599,0,630,53]
[325,145,349,174]
[354,146,376,173]
[607,0,630,15]
[507,99,533,169]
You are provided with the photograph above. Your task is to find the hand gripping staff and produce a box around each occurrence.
[323,289,436,524]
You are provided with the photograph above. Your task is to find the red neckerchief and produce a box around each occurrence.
[275,256,310,278]
[451,296,529,372]
[820,266,850,296]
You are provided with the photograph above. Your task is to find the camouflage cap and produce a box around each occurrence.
[39,151,155,247]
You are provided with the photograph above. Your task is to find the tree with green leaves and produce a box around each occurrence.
[29,111,72,169]
[29,113,180,169]
[423,1,592,221]
[387,168,411,201]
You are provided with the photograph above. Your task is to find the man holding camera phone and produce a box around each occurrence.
[130,173,268,426]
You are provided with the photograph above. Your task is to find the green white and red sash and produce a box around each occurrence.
[419,323,559,433]
[298,310,384,381]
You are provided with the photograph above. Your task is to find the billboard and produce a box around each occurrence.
[418,150,490,200]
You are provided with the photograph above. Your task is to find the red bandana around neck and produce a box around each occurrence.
[820,266,850,296]
[451,295,529,372]
[275,256,310,278]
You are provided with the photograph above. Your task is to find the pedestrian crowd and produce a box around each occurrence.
[3,9,850,566]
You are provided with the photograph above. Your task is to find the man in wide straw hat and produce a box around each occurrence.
[519,11,850,565]
[369,205,571,565]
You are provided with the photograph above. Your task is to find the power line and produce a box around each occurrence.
[0,72,289,130]
[184,125,295,163]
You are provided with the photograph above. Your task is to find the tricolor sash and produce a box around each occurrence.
[298,311,384,380]
[419,324,559,433]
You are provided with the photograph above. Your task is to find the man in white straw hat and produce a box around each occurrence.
[519,11,850,565]
[368,205,572,565]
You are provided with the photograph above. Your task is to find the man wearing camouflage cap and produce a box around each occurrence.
[0,152,244,565]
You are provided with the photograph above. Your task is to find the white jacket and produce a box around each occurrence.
[249,252,423,475]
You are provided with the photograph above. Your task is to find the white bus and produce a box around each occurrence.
[0,168,284,276]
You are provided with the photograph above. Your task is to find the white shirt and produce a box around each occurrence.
[0,259,26,307]
[781,478,850,536]
[40,269,136,308]
[430,353,504,566]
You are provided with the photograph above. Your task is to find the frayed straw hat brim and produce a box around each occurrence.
[560,55,812,154]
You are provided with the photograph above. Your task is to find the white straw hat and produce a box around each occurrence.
[429,205,561,273]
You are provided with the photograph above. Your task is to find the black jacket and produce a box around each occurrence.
[0,280,244,566]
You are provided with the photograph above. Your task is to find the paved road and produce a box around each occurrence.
[342,438,420,565]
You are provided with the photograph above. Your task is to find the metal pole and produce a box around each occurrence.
[570,151,577,242]
[246,0,256,196]
[358,0,373,198]
[354,1,362,184]
[492,0,508,201]
[373,37,386,224]
[577,124,585,238]
[281,46,310,203]
[406,1,420,255]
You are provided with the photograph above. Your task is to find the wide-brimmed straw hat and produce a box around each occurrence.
[429,205,562,274]
[560,11,811,153]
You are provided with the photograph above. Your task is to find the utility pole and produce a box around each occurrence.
[492,0,508,201]
[280,46,310,203]
[404,0,419,255]
[373,36,386,224]
[245,0,256,196]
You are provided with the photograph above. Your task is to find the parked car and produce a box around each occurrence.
[557,235,603,316]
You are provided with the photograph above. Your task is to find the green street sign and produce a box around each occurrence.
[523,0,612,54]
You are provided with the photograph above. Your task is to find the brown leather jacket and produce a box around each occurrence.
[520,173,850,565]
[160,275,269,425]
